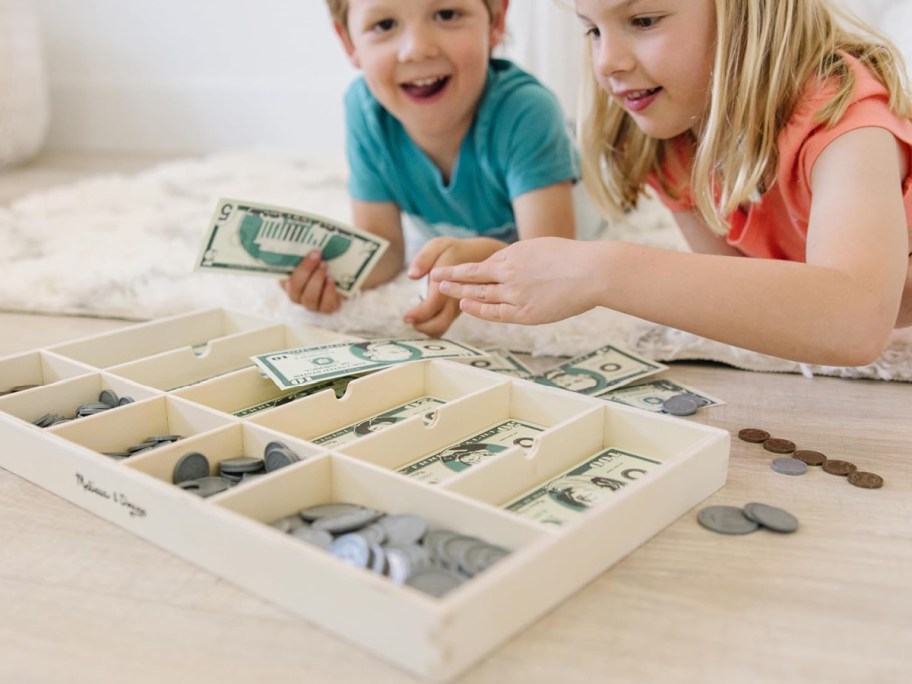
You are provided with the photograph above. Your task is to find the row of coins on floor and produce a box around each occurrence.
[270,502,510,598]
[32,389,135,428]
[738,427,885,488]
[171,440,302,497]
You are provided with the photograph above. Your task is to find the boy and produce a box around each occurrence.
[284,0,578,337]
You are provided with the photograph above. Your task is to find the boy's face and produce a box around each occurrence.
[337,0,506,144]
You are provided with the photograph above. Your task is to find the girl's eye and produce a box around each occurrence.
[583,26,601,40]
[631,15,662,29]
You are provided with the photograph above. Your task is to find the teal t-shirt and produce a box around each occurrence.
[344,59,578,243]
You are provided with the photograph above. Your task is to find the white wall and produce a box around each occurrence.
[33,0,582,156]
[32,0,911,156]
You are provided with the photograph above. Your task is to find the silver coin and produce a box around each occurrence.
[117,396,135,406]
[99,389,119,407]
[770,457,808,476]
[461,544,510,577]
[144,434,183,444]
[331,534,371,568]
[424,529,460,562]
[312,508,384,534]
[441,535,485,572]
[386,544,433,583]
[271,515,306,534]
[377,513,428,546]
[219,456,265,474]
[102,451,131,460]
[697,505,760,535]
[662,394,701,416]
[299,502,367,522]
[193,476,233,498]
[264,442,300,472]
[405,568,465,598]
[173,451,210,484]
[369,543,388,575]
[353,523,387,546]
[742,502,799,533]
[291,525,333,551]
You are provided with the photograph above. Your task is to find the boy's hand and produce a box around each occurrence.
[281,250,342,314]
[404,237,505,337]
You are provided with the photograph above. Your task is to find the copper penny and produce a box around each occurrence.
[821,459,857,476]
[793,449,827,466]
[763,438,796,454]
[738,428,770,443]
[847,471,883,489]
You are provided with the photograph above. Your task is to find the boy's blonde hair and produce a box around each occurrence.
[325,0,501,30]
[580,0,912,234]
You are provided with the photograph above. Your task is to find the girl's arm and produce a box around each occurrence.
[434,127,909,366]
[283,199,404,312]
[513,180,576,240]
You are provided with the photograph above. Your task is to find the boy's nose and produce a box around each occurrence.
[398,26,439,61]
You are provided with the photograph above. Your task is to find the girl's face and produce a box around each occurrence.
[576,0,716,139]
[338,0,504,145]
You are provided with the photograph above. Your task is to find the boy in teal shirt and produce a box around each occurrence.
[285,0,578,336]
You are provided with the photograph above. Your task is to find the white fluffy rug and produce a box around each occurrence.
[1,150,910,382]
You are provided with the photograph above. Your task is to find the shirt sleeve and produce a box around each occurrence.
[344,80,396,203]
[645,137,695,212]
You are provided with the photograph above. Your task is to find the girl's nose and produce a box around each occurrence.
[398,25,439,62]
[593,34,634,78]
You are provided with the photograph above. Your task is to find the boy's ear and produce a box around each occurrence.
[333,20,361,68]
[489,0,509,48]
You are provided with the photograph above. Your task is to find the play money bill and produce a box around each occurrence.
[233,375,364,418]
[456,348,533,377]
[534,344,666,396]
[602,378,725,413]
[253,338,487,390]
[196,198,388,296]
[505,448,661,526]
[398,419,543,485]
[314,395,445,448]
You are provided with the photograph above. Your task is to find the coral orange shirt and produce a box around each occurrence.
[648,54,912,261]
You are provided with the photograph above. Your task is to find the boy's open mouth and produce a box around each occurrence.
[401,76,450,99]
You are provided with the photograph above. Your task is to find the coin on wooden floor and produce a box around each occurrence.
[847,471,883,489]
[770,457,808,476]
[697,505,760,535]
[662,394,701,416]
[793,449,827,466]
[742,502,799,533]
[763,438,797,454]
[821,459,857,477]
[738,428,770,443]
[173,451,210,484]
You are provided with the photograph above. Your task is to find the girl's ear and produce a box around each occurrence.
[333,20,361,68]
[489,0,509,48]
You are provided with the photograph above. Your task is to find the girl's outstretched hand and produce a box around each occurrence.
[431,237,601,325]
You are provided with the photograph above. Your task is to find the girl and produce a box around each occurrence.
[431,0,912,366]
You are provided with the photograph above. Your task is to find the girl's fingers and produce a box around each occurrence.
[458,299,516,323]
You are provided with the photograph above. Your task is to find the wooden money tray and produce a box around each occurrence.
[0,308,730,681]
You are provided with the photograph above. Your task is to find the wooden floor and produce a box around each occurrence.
[1,153,910,684]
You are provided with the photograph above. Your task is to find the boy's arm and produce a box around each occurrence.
[352,199,406,290]
[513,180,576,240]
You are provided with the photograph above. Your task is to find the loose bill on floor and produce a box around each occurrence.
[195,198,388,296]
[253,338,488,390]
[601,378,725,413]
[533,344,667,396]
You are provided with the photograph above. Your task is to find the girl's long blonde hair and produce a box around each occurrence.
[580,0,912,234]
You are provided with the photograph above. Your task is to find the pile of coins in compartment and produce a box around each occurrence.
[32,389,135,428]
[738,427,885,488]
[270,503,511,598]
[1,383,40,396]
[172,440,302,497]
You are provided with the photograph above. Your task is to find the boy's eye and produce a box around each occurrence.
[371,18,396,33]
[434,9,460,21]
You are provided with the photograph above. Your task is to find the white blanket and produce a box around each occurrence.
[1,150,909,381]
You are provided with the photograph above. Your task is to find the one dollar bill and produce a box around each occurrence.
[534,344,667,396]
[505,448,661,526]
[253,338,488,390]
[601,378,725,413]
[196,198,389,296]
